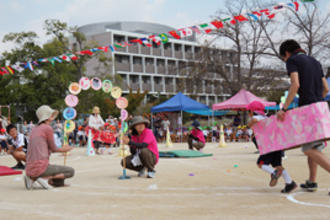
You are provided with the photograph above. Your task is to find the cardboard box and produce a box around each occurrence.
[253,102,330,155]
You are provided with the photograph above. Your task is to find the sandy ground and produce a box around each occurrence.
[0,141,330,220]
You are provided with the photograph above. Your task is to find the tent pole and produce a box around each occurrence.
[151,112,154,131]
[181,111,183,143]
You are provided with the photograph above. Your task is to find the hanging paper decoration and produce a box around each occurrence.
[123,121,128,133]
[65,94,79,107]
[63,107,77,120]
[79,77,91,90]
[64,120,76,133]
[102,80,113,93]
[111,87,122,99]
[69,82,81,95]
[91,77,102,90]
[116,97,128,109]
[120,109,128,121]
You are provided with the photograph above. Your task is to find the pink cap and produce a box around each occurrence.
[247,101,265,115]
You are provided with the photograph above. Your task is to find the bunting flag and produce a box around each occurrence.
[6,66,14,74]
[0,1,305,75]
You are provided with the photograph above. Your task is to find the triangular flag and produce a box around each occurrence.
[11,63,24,72]
[168,30,181,39]
[148,35,161,45]
[53,57,62,63]
[79,50,93,56]
[1,67,9,74]
[98,46,109,52]
[68,53,79,61]
[210,21,224,29]
[199,23,212,34]
[24,62,34,71]
[6,66,14,74]
[140,38,152,47]
[177,28,193,38]
[61,55,71,62]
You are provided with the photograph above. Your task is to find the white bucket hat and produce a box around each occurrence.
[36,105,59,124]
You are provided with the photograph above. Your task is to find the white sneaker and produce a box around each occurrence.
[36,178,53,190]
[138,168,146,177]
[147,171,156,178]
[24,175,34,190]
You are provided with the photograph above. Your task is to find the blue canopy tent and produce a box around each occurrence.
[151,92,209,113]
[265,97,299,111]
[151,92,209,141]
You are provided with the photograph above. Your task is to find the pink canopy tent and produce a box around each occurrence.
[212,89,276,110]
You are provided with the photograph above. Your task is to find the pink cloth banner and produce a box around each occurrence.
[253,102,330,155]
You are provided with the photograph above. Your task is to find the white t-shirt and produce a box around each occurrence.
[203,130,209,136]
[0,134,7,141]
[77,130,85,136]
[8,133,25,149]
[161,120,170,130]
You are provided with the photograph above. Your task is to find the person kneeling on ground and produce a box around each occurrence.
[247,101,297,193]
[187,120,205,152]
[6,124,28,170]
[24,105,74,190]
[122,116,159,178]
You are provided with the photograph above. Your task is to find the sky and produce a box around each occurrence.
[0,0,329,53]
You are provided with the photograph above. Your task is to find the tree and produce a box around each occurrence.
[0,20,114,122]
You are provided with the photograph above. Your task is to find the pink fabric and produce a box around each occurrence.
[212,89,276,110]
[26,124,58,178]
[253,102,330,155]
[131,128,159,163]
[191,128,205,144]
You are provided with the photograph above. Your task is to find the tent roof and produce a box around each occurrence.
[151,92,209,113]
[212,89,276,110]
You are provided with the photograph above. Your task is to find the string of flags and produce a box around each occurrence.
[0,1,304,76]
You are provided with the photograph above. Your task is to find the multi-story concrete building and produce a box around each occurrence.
[76,21,234,105]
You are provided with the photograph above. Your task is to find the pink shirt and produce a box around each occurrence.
[191,128,205,144]
[26,124,58,178]
[131,128,159,163]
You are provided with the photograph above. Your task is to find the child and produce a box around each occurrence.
[247,101,297,193]
[77,126,87,147]
[6,124,28,169]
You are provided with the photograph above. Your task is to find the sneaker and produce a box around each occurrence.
[147,171,156,178]
[281,181,297,193]
[36,178,53,190]
[11,162,25,170]
[24,175,34,190]
[138,168,146,177]
[269,168,283,187]
[300,180,318,192]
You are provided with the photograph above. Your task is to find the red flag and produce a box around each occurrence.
[149,35,161,45]
[168,30,181,39]
[79,50,93,56]
[211,21,224,29]
[130,39,143,45]
[234,15,249,22]
[98,46,108,52]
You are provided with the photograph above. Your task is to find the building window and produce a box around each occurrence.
[157,59,165,66]
[131,75,139,83]
[146,58,154,65]
[174,44,182,51]
[154,77,162,85]
[114,35,125,43]
[185,45,192,52]
[115,55,129,64]
[164,43,171,50]
[133,57,142,65]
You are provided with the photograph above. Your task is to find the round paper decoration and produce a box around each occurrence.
[64,120,76,133]
[120,109,128,121]
[111,87,122,99]
[116,97,128,109]
[69,82,81,95]
[102,80,113,93]
[79,77,91,90]
[65,94,79,107]
[63,107,77,120]
[123,121,128,133]
[91,77,102,91]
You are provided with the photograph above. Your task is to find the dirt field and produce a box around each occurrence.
[1,141,330,220]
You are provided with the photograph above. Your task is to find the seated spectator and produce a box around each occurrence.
[0,128,8,155]
[6,124,28,169]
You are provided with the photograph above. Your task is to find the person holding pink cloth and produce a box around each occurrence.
[188,120,205,151]
[122,116,159,178]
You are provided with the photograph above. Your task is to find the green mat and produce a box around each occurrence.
[159,150,213,158]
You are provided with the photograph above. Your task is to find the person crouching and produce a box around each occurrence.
[188,120,205,151]
[122,116,159,178]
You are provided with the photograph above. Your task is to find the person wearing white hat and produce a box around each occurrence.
[24,105,74,190]
[88,106,105,154]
